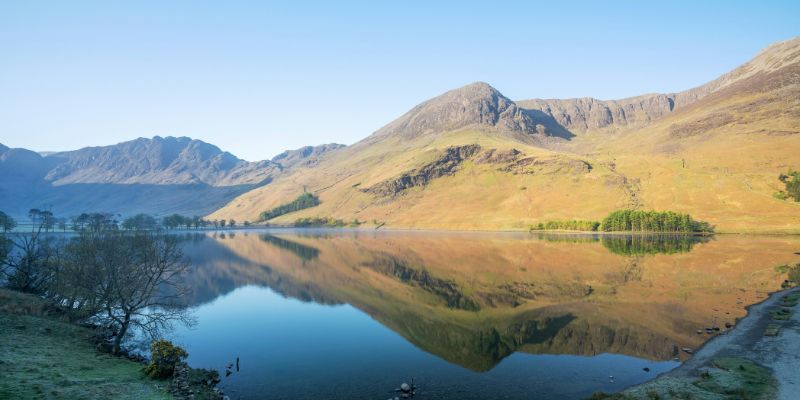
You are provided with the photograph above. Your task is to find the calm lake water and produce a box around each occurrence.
[163,230,800,400]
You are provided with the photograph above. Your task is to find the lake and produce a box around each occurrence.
[163,230,800,399]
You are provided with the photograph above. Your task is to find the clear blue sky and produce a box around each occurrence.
[1,1,798,161]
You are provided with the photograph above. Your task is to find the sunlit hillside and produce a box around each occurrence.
[209,38,800,233]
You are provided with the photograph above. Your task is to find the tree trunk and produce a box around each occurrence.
[112,314,131,355]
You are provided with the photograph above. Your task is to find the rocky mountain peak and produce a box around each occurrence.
[517,37,800,136]
[368,82,558,142]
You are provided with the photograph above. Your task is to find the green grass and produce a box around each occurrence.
[0,303,171,399]
[693,358,778,400]
[589,357,777,400]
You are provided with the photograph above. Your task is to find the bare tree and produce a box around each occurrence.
[2,225,61,294]
[47,231,194,354]
[50,232,116,321]
[101,232,192,354]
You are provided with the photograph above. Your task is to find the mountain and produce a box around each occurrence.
[210,37,800,233]
[518,38,800,135]
[0,137,344,219]
[44,136,276,186]
[364,82,573,144]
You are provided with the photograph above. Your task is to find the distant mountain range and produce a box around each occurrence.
[2,38,798,232]
[0,137,343,218]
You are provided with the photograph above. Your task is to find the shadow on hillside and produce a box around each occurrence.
[0,181,268,218]
[524,109,576,140]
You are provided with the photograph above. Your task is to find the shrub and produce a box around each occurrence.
[294,217,346,227]
[145,339,188,379]
[530,220,599,231]
[778,170,800,201]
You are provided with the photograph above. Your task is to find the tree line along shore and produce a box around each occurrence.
[3,206,715,234]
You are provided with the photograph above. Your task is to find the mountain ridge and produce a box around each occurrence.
[3,38,797,231]
[209,37,800,233]
[517,37,800,136]
[0,137,345,218]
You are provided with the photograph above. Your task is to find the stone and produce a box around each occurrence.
[363,145,482,197]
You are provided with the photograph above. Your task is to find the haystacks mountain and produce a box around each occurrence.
[2,37,798,232]
[0,136,344,218]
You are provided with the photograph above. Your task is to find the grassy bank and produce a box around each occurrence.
[0,289,171,400]
[590,357,777,400]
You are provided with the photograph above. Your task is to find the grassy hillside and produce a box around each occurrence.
[0,289,171,400]
[209,38,800,233]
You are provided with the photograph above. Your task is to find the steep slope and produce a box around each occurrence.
[0,137,344,218]
[270,143,346,170]
[211,38,800,233]
[365,82,574,144]
[585,39,800,233]
[208,83,624,228]
[517,37,800,136]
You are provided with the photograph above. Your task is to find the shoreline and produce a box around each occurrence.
[213,225,800,236]
[8,224,800,236]
[0,289,226,400]
[605,286,800,399]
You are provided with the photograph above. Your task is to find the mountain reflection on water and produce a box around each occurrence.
[167,230,799,399]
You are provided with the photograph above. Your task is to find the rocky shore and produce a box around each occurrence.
[170,363,229,400]
[593,286,800,399]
